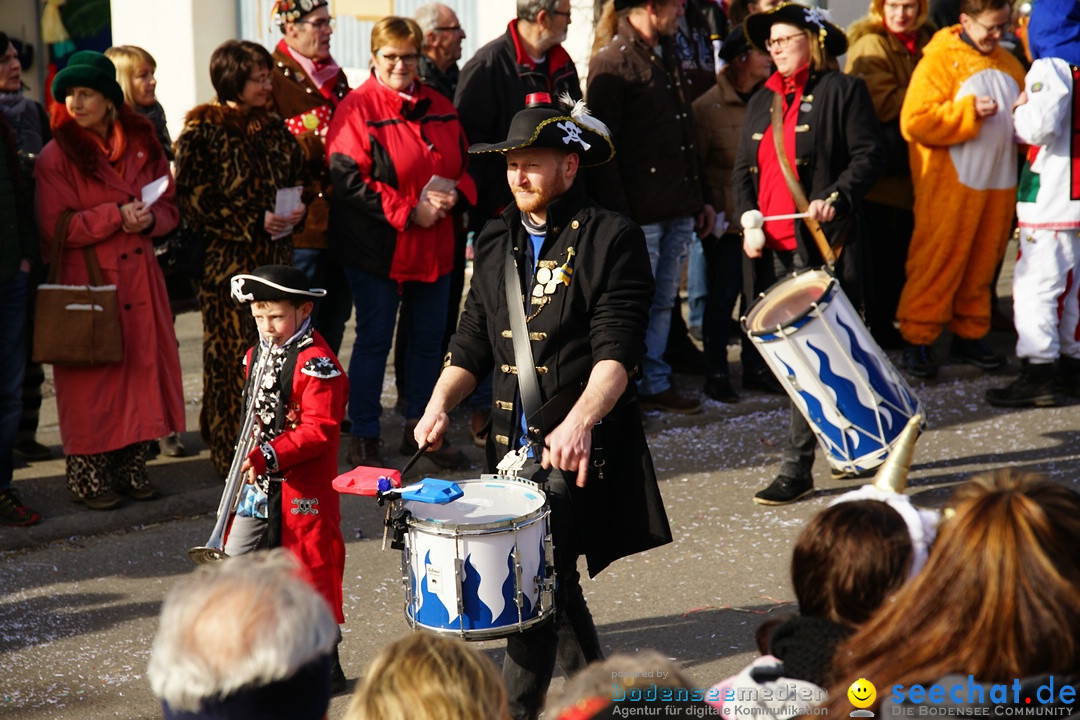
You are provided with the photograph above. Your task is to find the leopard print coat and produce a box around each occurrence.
[174,103,307,474]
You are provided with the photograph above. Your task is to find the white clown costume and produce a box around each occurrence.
[986,0,1080,407]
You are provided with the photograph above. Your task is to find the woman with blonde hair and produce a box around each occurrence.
[104,45,172,161]
[825,470,1080,715]
[344,631,509,720]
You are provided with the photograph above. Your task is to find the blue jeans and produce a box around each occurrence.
[638,216,695,395]
[343,267,450,437]
[0,269,29,490]
[293,247,353,357]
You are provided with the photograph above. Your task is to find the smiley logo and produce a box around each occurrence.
[848,678,877,709]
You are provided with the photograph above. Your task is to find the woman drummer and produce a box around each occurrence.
[732,2,885,505]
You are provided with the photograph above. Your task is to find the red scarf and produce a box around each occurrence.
[889,29,919,55]
[49,103,127,173]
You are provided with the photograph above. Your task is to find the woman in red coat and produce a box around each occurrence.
[35,52,184,510]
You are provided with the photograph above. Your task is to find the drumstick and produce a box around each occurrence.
[741,193,840,251]
[383,441,431,551]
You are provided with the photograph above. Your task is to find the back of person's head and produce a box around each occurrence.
[826,470,1080,711]
[209,39,273,105]
[959,0,1011,15]
[792,499,913,626]
[344,631,508,720]
[545,651,695,718]
[104,45,155,106]
[148,549,339,720]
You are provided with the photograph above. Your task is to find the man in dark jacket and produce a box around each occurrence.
[269,0,352,355]
[0,114,40,526]
[415,2,465,101]
[455,0,581,239]
[587,0,717,415]
[414,96,672,720]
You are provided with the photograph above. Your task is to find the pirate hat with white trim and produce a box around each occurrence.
[745,2,848,58]
[468,92,615,167]
[231,265,327,304]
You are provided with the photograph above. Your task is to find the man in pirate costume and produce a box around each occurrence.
[414,94,673,720]
[986,0,1080,407]
[268,0,352,355]
[225,265,349,692]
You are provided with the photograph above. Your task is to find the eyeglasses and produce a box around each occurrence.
[434,25,465,34]
[297,16,335,30]
[247,73,273,86]
[379,52,420,66]
[965,14,1010,34]
[549,9,572,18]
[765,33,805,51]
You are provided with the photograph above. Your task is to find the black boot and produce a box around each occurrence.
[704,373,739,403]
[1058,356,1080,398]
[331,643,347,694]
[985,360,1060,407]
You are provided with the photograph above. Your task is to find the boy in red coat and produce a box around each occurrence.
[225,264,349,691]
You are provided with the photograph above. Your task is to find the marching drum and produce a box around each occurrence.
[743,269,924,475]
[401,476,554,640]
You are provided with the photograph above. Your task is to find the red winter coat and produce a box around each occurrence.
[241,332,349,622]
[35,106,184,456]
[326,74,476,282]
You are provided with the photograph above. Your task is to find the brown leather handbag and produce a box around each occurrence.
[32,211,124,366]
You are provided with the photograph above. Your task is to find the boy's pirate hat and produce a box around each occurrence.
[468,92,615,167]
[231,265,327,304]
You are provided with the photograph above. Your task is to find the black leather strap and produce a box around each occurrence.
[504,247,543,434]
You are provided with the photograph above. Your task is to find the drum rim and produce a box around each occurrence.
[403,476,548,532]
[742,267,837,337]
[405,603,556,640]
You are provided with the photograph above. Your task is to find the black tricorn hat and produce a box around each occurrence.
[468,92,615,167]
[231,265,327,304]
[719,25,754,64]
[745,2,848,58]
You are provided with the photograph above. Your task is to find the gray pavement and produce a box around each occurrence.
[3,243,1080,719]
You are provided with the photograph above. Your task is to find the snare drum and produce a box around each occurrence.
[743,269,924,475]
[401,476,554,640]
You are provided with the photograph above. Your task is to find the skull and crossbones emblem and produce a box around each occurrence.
[557,121,591,151]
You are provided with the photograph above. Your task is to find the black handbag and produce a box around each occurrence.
[153,223,204,313]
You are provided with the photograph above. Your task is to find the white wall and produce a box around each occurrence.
[110,0,239,142]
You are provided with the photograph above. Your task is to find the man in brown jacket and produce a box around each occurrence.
[269,0,351,355]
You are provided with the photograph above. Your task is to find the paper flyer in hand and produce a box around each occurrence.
[421,175,458,201]
[273,185,304,240]
[140,175,170,208]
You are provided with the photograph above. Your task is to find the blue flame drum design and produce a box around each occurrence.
[402,476,554,640]
[743,269,924,475]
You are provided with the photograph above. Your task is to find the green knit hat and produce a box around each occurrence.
[51,50,124,109]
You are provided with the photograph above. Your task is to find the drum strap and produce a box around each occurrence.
[504,247,544,441]
[769,93,841,268]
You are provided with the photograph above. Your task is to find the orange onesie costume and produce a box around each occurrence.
[897,26,1025,347]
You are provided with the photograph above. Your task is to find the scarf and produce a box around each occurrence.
[279,39,341,99]
[888,29,919,55]
[50,102,127,173]
[0,92,47,154]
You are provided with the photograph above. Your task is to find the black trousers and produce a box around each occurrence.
[746,248,817,479]
[503,465,603,720]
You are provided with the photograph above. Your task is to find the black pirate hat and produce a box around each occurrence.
[231,265,327,304]
[745,2,848,57]
[468,92,615,167]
